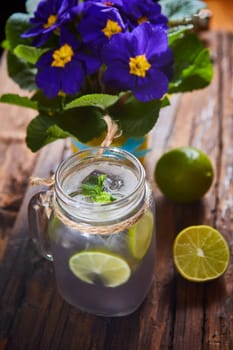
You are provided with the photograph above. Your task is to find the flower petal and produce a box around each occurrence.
[133,68,168,101]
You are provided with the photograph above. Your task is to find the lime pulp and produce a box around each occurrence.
[173,225,230,282]
[128,210,154,260]
[69,250,131,287]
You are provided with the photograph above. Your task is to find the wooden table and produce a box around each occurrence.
[0,30,233,350]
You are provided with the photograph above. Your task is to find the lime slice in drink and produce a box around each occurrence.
[69,251,131,287]
[128,210,154,260]
[173,225,230,282]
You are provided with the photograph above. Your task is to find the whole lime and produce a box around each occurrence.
[154,146,214,203]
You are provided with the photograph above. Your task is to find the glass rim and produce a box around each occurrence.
[54,146,146,211]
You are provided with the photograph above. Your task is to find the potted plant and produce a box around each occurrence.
[0,0,213,158]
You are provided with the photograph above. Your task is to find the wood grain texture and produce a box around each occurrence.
[0,31,233,350]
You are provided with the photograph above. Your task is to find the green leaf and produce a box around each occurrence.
[168,24,193,45]
[169,33,213,93]
[26,0,41,14]
[14,45,47,64]
[5,13,31,50]
[64,94,120,110]
[109,96,165,137]
[159,0,206,22]
[7,51,36,91]
[0,94,38,110]
[82,174,115,203]
[1,39,10,50]
[52,107,106,143]
[32,90,64,112]
[26,114,70,152]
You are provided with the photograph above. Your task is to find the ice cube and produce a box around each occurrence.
[82,170,123,192]
[103,174,124,192]
[81,170,105,185]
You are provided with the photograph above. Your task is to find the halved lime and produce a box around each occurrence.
[69,250,131,287]
[128,210,154,260]
[173,225,230,282]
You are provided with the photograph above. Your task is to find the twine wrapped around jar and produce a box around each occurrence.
[30,175,149,235]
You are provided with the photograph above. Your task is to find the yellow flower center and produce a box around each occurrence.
[43,14,58,29]
[51,44,74,68]
[137,16,148,25]
[104,1,114,5]
[102,19,122,39]
[129,54,151,78]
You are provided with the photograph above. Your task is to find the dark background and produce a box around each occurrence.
[0,1,26,53]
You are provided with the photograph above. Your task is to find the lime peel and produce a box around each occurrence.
[154,146,214,203]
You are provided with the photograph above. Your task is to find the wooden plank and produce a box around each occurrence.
[203,31,233,350]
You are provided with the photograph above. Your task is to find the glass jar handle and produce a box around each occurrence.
[28,190,54,261]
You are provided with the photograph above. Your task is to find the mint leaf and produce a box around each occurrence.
[82,174,116,203]
[94,192,115,203]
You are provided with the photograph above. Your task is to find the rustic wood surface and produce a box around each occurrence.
[0,31,233,350]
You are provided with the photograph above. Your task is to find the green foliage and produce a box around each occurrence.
[52,107,106,143]
[26,0,42,14]
[7,51,37,91]
[5,13,32,50]
[0,94,38,109]
[64,94,120,110]
[168,24,193,45]
[26,114,70,152]
[5,14,37,90]
[14,45,48,64]
[109,96,169,137]
[169,33,213,92]
[159,0,206,22]
[82,174,116,203]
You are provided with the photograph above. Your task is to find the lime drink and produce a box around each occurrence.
[48,148,155,316]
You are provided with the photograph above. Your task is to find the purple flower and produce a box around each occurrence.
[21,0,80,46]
[85,0,124,8]
[122,0,168,29]
[102,22,173,102]
[78,2,126,50]
[35,29,100,98]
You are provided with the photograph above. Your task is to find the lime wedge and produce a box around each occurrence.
[128,210,154,259]
[69,251,131,287]
[173,225,230,282]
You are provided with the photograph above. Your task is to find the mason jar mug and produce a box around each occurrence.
[28,147,156,317]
